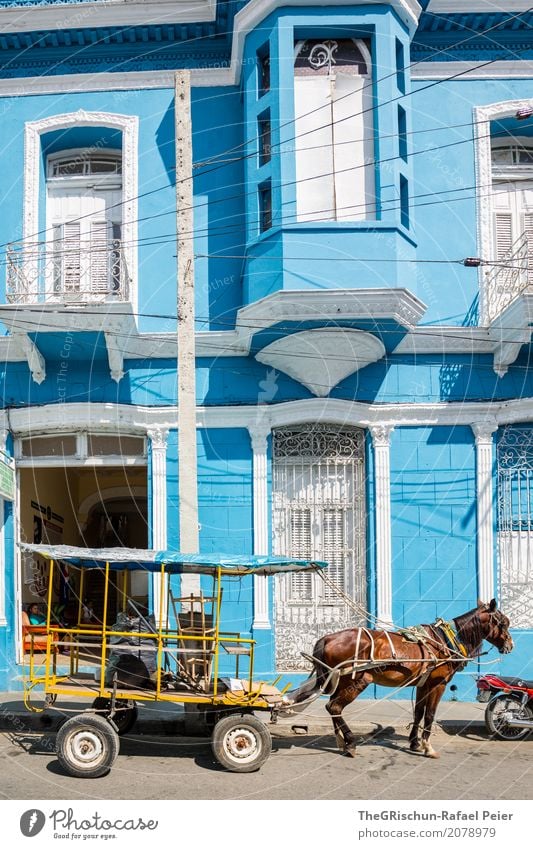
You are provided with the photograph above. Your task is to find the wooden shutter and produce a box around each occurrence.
[494,212,513,260]
[289,509,314,601]
[89,221,110,294]
[58,221,81,293]
[322,508,345,601]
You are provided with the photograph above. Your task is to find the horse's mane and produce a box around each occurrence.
[453,606,486,650]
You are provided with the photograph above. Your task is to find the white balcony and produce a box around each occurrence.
[485,231,532,325]
[485,231,533,375]
[6,238,131,305]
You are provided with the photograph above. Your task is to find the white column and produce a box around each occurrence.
[370,424,394,628]
[472,420,498,603]
[148,427,169,626]
[249,424,271,629]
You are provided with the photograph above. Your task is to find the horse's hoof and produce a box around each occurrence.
[343,747,357,758]
[409,741,422,752]
[423,749,440,759]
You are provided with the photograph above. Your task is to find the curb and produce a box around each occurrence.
[0,709,487,737]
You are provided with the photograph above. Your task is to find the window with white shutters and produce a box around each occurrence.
[293,39,375,222]
[46,149,123,301]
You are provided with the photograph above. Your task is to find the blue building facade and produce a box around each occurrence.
[0,0,532,697]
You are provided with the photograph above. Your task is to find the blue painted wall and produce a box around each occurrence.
[390,426,478,699]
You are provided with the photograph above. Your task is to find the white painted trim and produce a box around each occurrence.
[411,61,533,80]
[472,420,498,604]
[0,0,216,33]
[425,1,532,12]
[148,427,169,627]
[23,110,138,319]
[0,72,178,98]
[228,0,421,89]
[8,397,533,437]
[249,423,271,629]
[0,323,498,363]
[0,0,420,99]
[474,99,533,325]
[0,58,529,102]
[255,329,385,397]
[370,425,394,628]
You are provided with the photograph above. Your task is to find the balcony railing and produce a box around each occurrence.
[485,232,532,324]
[5,239,131,304]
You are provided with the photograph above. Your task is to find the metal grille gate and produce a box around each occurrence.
[272,424,366,670]
[497,426,533,628]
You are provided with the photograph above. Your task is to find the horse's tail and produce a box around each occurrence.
[283,636,335,708]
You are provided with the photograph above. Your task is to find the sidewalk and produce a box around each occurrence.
[0,690,487,736]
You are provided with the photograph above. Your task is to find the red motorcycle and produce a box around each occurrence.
[476,673,533,740]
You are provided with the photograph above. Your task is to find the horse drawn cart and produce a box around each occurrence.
[20,544,326,776]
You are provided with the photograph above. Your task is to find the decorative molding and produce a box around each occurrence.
[472,420,498,445]
[10,397,533,438]
[236,289,427,353]
[255,329,385,397]
[249,423,271,629]
[411,61,533,80]
[370,424,394,627]
[369,424,394,449]
[472,419,498,604]
[16,333,46,385]
[0,1,216,33]
[489,292,533,376]
[147,426,170,452]
[474,99,533,326]
[423,1,532,11]
[23,111,138,317]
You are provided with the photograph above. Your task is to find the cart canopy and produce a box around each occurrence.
[19,544,327,576]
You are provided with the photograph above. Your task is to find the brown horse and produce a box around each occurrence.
[291,599,513,758]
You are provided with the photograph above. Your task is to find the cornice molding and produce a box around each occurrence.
[411,61,533,79]
[424,1,532,11]
[235,288,427,353]
[7,396,533,438]
[0,0,216,33]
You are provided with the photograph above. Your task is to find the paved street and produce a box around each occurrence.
[1,724,531,800]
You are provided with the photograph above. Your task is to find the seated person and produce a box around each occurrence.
[27,602,46,626]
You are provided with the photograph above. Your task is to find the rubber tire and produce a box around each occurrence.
[485,695,533,741]
[211,713,271,773]
[91,698,138,735]
[56,713,120,778]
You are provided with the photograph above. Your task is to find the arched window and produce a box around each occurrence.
[46,148,124,299]
[293,38,375,222]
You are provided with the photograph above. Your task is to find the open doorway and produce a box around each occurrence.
[19,466,148,657]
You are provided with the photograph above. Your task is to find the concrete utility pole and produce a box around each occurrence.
[175,71,200,590]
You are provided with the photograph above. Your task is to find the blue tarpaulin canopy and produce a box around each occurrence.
[19,544,327,576]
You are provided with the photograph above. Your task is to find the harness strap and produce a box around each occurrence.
[383,629,397,659]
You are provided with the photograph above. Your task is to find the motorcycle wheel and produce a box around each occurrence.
[485,694,533,741]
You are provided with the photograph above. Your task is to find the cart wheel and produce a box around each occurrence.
[212,714,271,773]
[56,714,120,778]
[91,698,138,735]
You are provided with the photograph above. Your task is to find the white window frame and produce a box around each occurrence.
[474,98,533,325]
[23,110,138,314]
